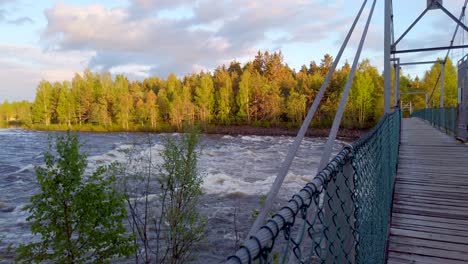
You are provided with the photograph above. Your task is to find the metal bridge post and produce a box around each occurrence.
[440,63,446,128]
[394,62,401,107]
[425,93,429,109]
[384,0,392,113]
[441,62,445,108]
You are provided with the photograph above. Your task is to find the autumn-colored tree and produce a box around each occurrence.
[8,52,438,131]
[145,90,158,128]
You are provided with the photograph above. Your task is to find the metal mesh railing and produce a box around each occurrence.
[226,110,401,264]
[411,107,457,135]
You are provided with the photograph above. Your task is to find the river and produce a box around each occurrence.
[0,129,344,263]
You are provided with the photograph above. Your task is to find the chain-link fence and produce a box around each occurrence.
[226,110,401,264]
[412,107,457,135]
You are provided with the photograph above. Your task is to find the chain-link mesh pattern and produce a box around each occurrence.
[226,110,401,264]
[352,109,400,263]
[412,107,457,135]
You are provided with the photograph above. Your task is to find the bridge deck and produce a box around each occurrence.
[387,118,468,264]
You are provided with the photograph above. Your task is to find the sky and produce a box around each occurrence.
[0,0,467,101]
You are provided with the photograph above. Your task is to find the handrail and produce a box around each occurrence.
[412,107,457,135]
[226,109,401,264]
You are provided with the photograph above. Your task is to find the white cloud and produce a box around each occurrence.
[7,16,33,25]
[109,64,152,78]
[41,0,349,79]
[6,0,462,101]
[0,44,94,101]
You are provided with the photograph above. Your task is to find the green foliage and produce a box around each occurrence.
[0,100,32,126]
[286,88,307,125]
[16,131,133,263]
[2,51,455,131]
[195,73,214,124]
[31,81,53,125]
[236,70,251,122]
[215,67,234,124]
[159,130,207,263]
[347,61,376,128]
[251,195,267,219]
[119,129,206,264]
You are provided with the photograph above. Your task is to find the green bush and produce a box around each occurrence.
[16,131,134,263]
[159,130,207,263]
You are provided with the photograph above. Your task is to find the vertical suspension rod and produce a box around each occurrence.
[384,0,393,113]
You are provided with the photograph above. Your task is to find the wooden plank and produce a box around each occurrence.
[389,235,468,253]
[390,222,468,237]
[386,118,468,263]
[396,171,468,177]
[386,257,415,264]
[391,212,468,226]
[394,197,468,205]
[393,185,468,194]
[392,205,468,220]
[389,242,468,261]
[394,180,468,187]
[392,217,468,232]
[388,251,468,264]
[395,193,468,203]
[393,190,468,201]
[390,228,468,245]
[394,197,468,208]
[393,200,468,212]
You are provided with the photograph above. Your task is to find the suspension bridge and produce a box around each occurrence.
[225,1,468,263]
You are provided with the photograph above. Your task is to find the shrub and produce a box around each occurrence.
[120,129,206,264]
[17,131,134,263]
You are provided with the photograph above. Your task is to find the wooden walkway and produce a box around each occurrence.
[387,118,468,264]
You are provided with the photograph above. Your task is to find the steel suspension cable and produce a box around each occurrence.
[247,0,370,238]
[318,0,377,171]
[290,4,378,257]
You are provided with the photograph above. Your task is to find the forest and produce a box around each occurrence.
[0,51,458,131]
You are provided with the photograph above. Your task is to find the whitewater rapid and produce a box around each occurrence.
[0,129,344,263]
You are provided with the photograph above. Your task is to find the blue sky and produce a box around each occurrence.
[0,0,467,101]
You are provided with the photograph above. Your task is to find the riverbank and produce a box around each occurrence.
[2,123,368,141]
[205,125,367,140]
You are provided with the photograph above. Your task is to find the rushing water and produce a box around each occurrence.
[0,129,344,263]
